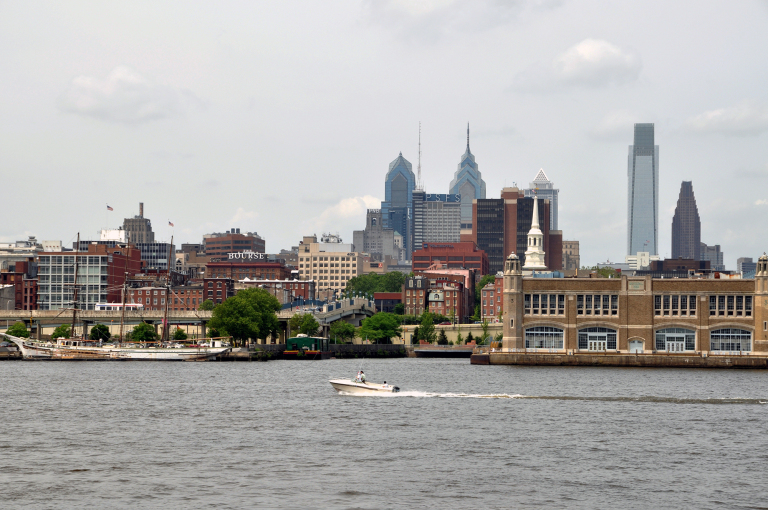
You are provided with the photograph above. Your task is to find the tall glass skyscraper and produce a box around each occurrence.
[449,124,486,229]
[627,123,659,256]
[381,152,416,259]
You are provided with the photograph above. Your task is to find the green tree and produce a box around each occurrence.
[51,324,71,340]
[289,313,320,337]
[393,303,405,315]
[466,331,474,344]
[480,319,490,345]
[131,322,157,342]
[471,304,481,322]
[412,326,420,343]
[358,313,402,344]
[208,288,281,347]
[437,329,448,345]
[475,273,497,307]
[89,324,111,341]
[6,322,30,338]
[173,328,188,340]
[456,323,463,345]
[582,265,619,278]
[419,312,436,344]
[198,299,215,311]
[345,272,407,296]
[329,321,356,343]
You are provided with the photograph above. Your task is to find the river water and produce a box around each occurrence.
[1,359,767,509]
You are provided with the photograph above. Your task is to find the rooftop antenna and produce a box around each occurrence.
[416,121,423,190]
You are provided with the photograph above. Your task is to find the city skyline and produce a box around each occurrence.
[2,1,768,270]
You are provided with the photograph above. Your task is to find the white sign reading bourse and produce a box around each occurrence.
[228,251,265,260]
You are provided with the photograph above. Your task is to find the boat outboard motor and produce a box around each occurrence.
[393,386,400,393]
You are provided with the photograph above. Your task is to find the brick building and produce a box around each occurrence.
[0,259,37,310]
[203,228,265,258]
[205,261,290,281]
[498,253,768,355]
[480,274,504,321]
[374,292,402,313]
[237,279,315,305]
[203,278,236,304]
[403,271,473,321]
[411,242,489,277]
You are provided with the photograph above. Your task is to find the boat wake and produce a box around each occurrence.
[341,391,767,404]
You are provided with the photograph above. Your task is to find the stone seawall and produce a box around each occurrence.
[471,352,768,369]
[219,344,407,361]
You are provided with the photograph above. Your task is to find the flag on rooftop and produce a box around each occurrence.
[106,204,113,211]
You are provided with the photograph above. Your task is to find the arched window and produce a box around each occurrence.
[655,328,695,352]
[710,328,751,352]
[525,326,563,349]
[578,327,616,351]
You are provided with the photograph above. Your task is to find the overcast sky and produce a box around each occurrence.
[2,1,768,269]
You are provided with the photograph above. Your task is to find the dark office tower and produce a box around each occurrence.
[671,181,701,260]
[627,123,659,256]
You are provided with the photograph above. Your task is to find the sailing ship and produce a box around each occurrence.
[3,335,230,361]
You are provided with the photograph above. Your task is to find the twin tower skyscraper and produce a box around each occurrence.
[381,124,486,259]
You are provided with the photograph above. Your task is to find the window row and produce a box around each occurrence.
[709,295,752,317]
[524,294,565,315]
[654,295,697,316]
[522,327,752,352]
[576,295,618,315]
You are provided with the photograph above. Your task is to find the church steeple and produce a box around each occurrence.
[523,193,547,271]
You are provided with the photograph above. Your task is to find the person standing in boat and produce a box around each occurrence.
[355,370,366,383]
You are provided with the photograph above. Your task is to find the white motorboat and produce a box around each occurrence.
[329,379,400,394]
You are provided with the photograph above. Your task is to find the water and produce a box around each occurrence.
[1,359,767,509]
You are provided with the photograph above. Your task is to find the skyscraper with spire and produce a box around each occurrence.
[524,169,559,231]
[381,152,416,259]
[627,123,659,256]
[671,181,701,260]
[449,123,486,229]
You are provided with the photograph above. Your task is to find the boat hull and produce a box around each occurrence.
[2,335,229,361]
[329,379,399,394]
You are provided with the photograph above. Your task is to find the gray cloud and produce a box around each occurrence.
[686,102,768,136]
[58,66,199,124]
[514,39,641,91]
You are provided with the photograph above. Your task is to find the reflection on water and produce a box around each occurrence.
[1,359,767,509]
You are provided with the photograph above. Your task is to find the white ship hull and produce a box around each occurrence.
[2,335,229,361]
[329,379,400,394]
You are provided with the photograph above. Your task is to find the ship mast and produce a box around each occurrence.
[162,235,173,343]
[119,248,129,345]
[70,233,80,339]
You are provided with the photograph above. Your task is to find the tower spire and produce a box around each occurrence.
[417,121,423,190]
[466,122,470,153]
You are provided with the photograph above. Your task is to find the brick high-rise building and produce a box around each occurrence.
[471,187,562,273]
[671,181,701,260]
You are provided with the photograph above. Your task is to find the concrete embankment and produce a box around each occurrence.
[471,352,768,369]
[219,344,408,361]
[0,347,21,360]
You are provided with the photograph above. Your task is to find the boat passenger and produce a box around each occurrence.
[360,371,366,383]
